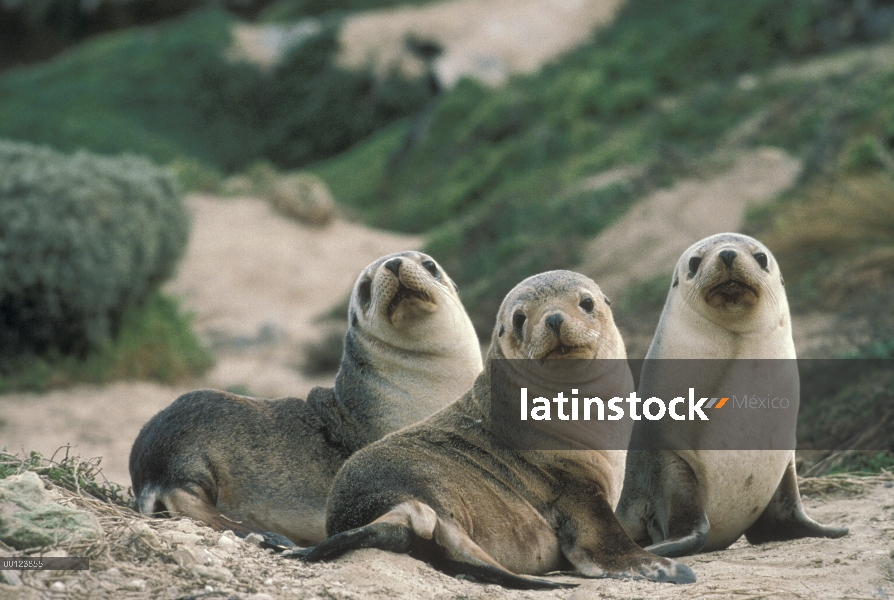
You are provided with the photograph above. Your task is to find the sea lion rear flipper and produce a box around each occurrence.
[302,501,574,590]
[745,457,848,544]
[430,512,576,589]
[433,556,575,590]
[640,452,710,558]
[555,482,697,584]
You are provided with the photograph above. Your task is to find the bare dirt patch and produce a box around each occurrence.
[578,148,802,303]
[338,0,625,87]
[574,148,844,358]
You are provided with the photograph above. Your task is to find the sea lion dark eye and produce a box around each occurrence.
[422,260,439,277]
[512,312,526,336]
[358,279,372,304]
[753,252,768,270]
[579,297,595,313]
[688,256,702,273]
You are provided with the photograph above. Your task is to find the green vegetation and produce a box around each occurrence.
[747,173,894,308]
[797,357,894,474]
[0,9,432,173]
[300,329,346,376]
[0,292,213,393]
[0,140,190,356]
[0,141,211,392]
[825,452,894,475]
[619,275,670,316]
[747,172,894,468]
[310,0,894,334]
[0,447,130,507]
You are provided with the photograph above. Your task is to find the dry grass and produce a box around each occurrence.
[760,172,894,289]
[798,468,894,497]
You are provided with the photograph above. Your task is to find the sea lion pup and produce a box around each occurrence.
[129,251,483,546]
[616,233,848,557]
[293,271,696,589]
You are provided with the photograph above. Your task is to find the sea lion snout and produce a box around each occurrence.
[384,257,402,276]
[678,236,775,313]
[495,272,619,362]
[544,312,564,335]
[368,253,448,322]
[718,248,737,269]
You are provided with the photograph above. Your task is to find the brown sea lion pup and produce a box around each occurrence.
[129,251,483,547]
[616,233,848,557]
[290,270,696,589]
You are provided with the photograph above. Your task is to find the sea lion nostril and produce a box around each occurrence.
[718,249,737,269]
[545,313,564,335]
[384,258,403,276]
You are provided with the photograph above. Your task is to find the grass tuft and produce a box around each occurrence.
[0,446,131,507]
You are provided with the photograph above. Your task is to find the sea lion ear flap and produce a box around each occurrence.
[498,324,505,337]
[451,279,459,292]
[780,275,785,287]
[672,274,679,288]
[603,294,611,306]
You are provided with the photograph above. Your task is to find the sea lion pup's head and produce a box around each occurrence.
[671,232,788,331]
[348,250,479,357]
[492,270,625,361]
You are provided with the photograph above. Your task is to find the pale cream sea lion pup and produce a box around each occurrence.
[129,251,482,546]
[616,233,848,557]
[290,270,696,589]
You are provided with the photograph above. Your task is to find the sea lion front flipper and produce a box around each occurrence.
[641,452,710,558]
[555,480,696,584]
[160,487,254,535]
[243,531,298,552]
[745,456,848,545]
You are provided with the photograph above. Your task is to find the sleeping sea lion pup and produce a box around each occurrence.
[129,251,482,546]
[616,233,848,557]
[293,270,696,589]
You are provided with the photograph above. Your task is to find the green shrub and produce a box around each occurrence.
[0,292,214,392]
[0,140,189,356]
